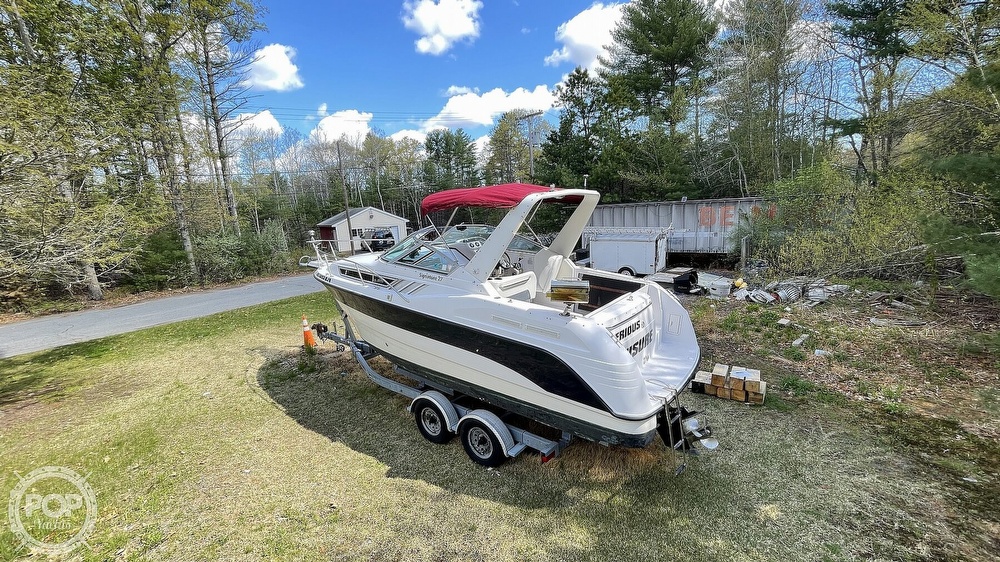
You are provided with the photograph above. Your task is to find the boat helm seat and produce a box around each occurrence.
[536,254,566,294]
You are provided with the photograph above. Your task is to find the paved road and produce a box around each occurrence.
[0,274,325,359]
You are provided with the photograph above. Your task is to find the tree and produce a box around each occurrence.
[622,120,698,200]
[184,0,265,236]
[359,133,393,209]
[905,0,1000,113]
[826,0,915,178]
[708,0,812,194]
[600,0,718,134]
[0,0,151,301]
[483,112,531,185]
[423,128,480,189]
[387,137,427,226]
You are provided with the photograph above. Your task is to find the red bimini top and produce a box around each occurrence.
[420,183,579,216]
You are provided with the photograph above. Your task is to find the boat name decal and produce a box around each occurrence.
[627,332,653,357]
[419,273,443,282]
[615,320,643,342]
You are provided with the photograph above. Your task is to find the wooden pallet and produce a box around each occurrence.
[689,363,766,404]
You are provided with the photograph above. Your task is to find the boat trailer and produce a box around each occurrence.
[310,315,714,472]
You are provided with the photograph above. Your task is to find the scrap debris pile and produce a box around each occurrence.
[700,273,851,307]
[656,267,928,327]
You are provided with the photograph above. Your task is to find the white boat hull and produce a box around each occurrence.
[331,288,662,446]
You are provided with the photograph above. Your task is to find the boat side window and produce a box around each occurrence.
[397,245,434,265]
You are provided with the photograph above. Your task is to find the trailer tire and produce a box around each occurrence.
[412,398,454,444]
[618,267,635,276]
[459,417,508,467]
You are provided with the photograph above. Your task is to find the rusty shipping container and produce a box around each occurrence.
[586,197,776,254]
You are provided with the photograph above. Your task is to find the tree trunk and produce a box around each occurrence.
[83,262,103,301]
[151,80,198,277]
[202,28,240,236]
[9,0,37,63]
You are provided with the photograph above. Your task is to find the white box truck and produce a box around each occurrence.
[583,228,668,276]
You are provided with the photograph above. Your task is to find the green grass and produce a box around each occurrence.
[1,293,997,560]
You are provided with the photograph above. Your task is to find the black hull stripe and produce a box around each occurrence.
[326,285,612,413]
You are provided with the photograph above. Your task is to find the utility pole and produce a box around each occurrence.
[516,111,543,182]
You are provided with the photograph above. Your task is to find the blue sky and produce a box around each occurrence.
[236,1,628,146]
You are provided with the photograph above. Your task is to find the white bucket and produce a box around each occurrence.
[707,280,732,299]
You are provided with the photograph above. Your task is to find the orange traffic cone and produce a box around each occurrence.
[302,315,317,348]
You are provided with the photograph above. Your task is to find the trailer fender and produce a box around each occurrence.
[408,390,460,433]
[458,410,516,458]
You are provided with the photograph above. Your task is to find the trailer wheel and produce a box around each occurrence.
[460,419,507,467]
[618,267,635,276]
[412,398,453,444]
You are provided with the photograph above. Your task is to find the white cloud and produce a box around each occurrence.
[229,109,283,136]
[473,134,490,157]
[390,129,428,144]
[306,102,329,122]
[444,85,477,96]
[422,85,556,130]
[309,109,373,143]
[402,0,483,55]
[246,44,304,91]
[544,3,625,70]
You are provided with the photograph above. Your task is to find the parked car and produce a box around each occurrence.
[369,229,395,251]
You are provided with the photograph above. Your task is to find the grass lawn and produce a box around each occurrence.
[1,290,997,560]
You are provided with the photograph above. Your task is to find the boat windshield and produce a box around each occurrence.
[380,227,459,273]
[438,224,546,255]
[381,224,545,274]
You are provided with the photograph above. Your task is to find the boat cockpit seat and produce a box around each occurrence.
[536,254,568,294]
[488,271,537,301]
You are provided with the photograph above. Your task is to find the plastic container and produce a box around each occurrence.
[707,280,732,299]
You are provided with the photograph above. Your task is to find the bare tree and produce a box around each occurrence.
[184,0,263,236]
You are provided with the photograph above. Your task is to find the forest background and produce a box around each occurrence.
[1,0,998,309]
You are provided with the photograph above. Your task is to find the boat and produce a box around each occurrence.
[303,183,715,466]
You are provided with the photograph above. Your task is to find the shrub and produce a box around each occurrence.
[123,229,193,291]
[195,222,292,284]
[737,163,949,281]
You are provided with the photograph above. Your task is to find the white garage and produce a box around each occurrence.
[316,207,409,253]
